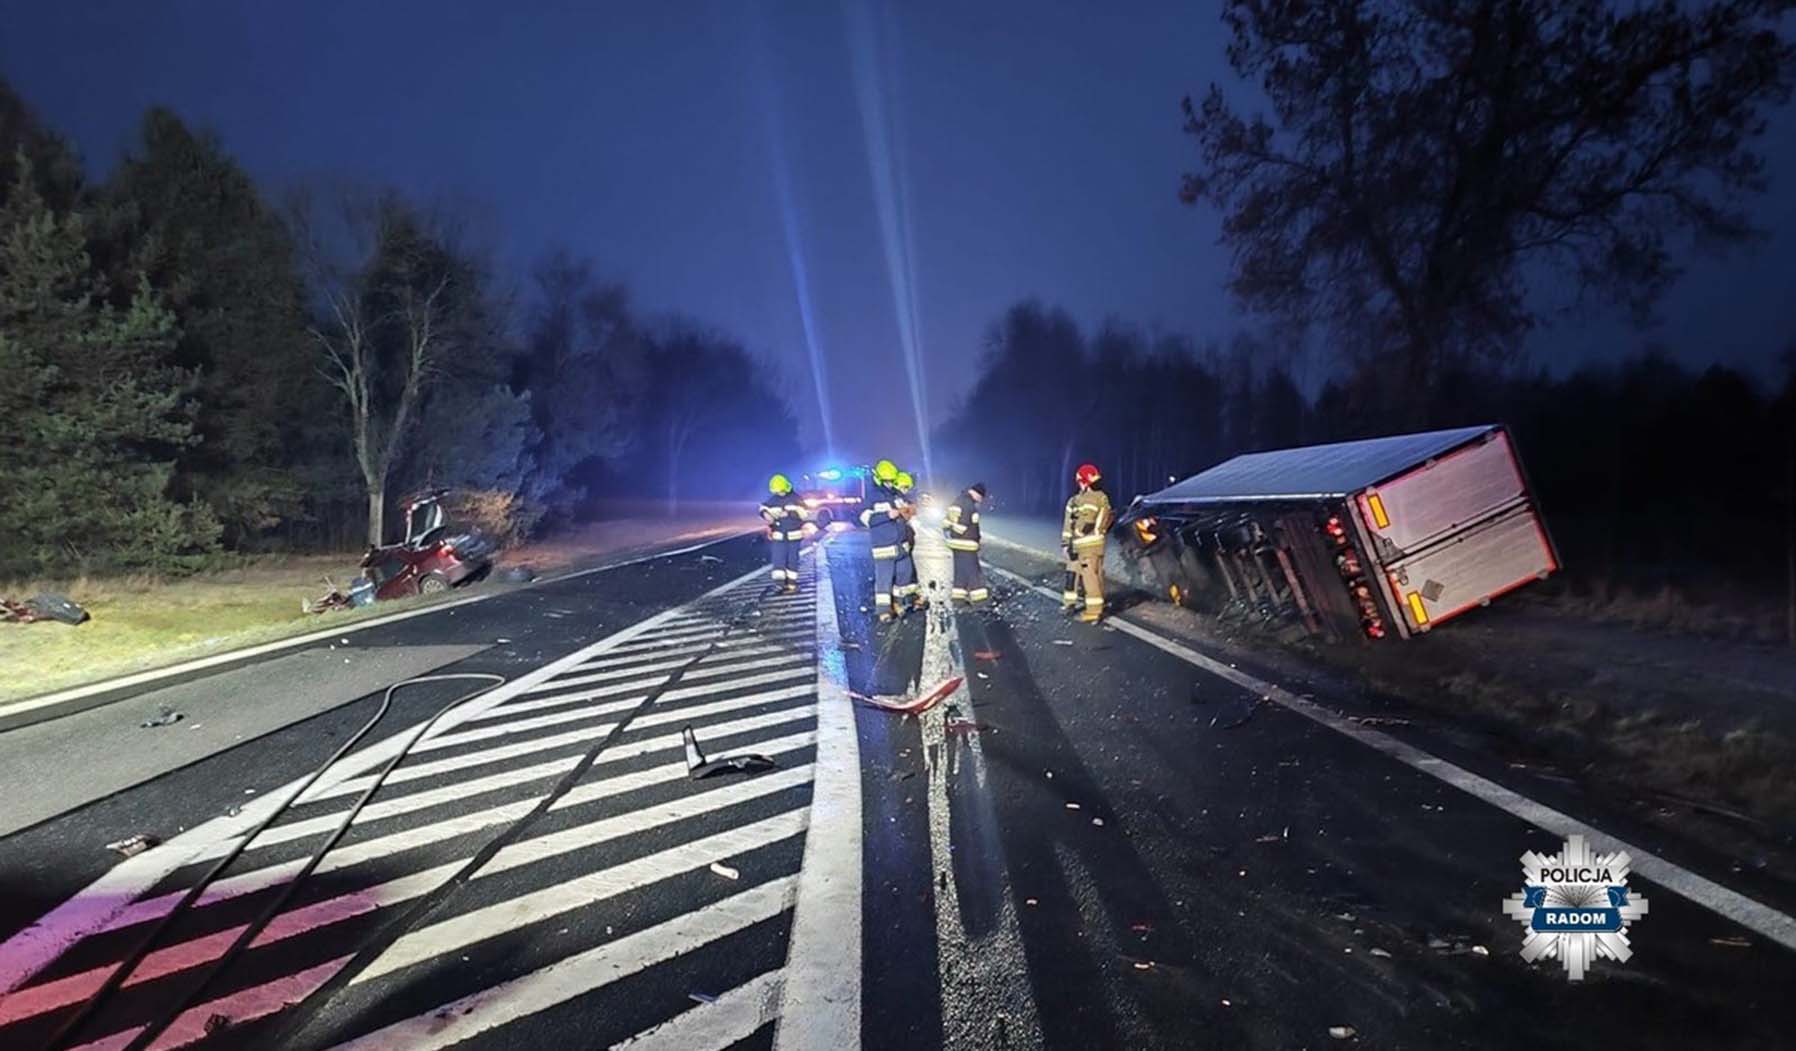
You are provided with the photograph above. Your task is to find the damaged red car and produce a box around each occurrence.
[360,490,498,600]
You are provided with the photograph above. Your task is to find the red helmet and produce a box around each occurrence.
[1075,463,1101,486]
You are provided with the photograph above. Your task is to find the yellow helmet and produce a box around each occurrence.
[873,459,899,483]
[768,473,792,495]
[895,471,914,492]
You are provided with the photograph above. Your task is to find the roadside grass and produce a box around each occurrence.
[0,511,754,709]
[0,554,428,705]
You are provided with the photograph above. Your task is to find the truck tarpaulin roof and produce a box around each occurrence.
[1141,424,1499,507]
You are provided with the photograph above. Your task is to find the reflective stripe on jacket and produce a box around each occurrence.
[760,497,808,536]
[1062,487,1111,549]
[944,494,981,551]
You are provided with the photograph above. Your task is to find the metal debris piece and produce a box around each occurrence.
[854,676,963,715]
[140,705,183,728]
[1091,817,1105,827]
[1369,948,1392,959]
[683,726,777,779]
[1025,898,1039,907]
[106,833,159,857]
[689,991,719,1004]
[709,862,740,881]
[973,649,1000,661]
[204,1014,232,1034]
[698,555,724,564]
[1052,639,1074,646]
[1329,1025,1357,1040]
[1065,802,1081,810]
[1470,945,1489,956]
[1710,936,1750,948]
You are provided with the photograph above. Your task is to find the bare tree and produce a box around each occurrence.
[1182,0,1796,408]
[291,189,467,545]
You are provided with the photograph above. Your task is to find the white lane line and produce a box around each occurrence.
[608,620,811,655]
[912,535,1042,1048]
[626,612,810,647]
[581,633,808,670]
[6,777,817,1026]
[245,693,814,854]
[478,654,813,721]
[514,646,800,698]
[611,969,784,1050]
[299,700,816,808]
[775,543,861,1051]
[94,731,821,940]
[408,665,810,757]
[986,560,1796,954]
[69,953,354,1051]
[330,878,799,1051]
[358,808,810,984]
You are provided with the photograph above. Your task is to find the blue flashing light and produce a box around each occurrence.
[818,468,843,481]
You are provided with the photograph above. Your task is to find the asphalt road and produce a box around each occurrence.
[2,527,1795,1050]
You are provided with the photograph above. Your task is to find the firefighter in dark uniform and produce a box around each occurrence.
[943,482,988,604]
[759,473,806,592]
[858,459,909,621]
[891,470,924,611]
[1062,463,1111,621]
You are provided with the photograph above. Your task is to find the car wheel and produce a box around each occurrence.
[418,572,451,596]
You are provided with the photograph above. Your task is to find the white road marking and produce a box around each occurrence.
[0,563,770,994]
[511,647,801,700]
[985,559,1796,954]
[69,953,354,1051]
[5,776,817,1026]
[357,807,810,983]
[774,542,862,1051]
[911,534,1042,1048]
[329,878,799,1051]
[94,731,821,940]
[611,969,784,1050]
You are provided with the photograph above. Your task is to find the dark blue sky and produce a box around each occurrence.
[3,1,1792,465]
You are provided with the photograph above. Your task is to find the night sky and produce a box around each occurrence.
[4,0,1793,465]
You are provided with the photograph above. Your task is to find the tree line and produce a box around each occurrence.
[0,82,798,578]
[934,300,1796,600]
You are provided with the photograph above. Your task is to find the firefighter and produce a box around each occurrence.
[891,470,924,611]
[943,482,988,604]
[1062,463,1111,622]
[858,459,909,621]
[759,473,806,593]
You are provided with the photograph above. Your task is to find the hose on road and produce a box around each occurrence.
[46,673,508,1051]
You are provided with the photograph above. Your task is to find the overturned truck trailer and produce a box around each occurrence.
[1116,425,1558,640]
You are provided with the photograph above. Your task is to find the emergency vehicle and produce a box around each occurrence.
[795,465,872,528]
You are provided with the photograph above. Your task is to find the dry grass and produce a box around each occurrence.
[0,553,430,704]
[0,509,755,708]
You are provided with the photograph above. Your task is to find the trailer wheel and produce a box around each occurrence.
[418,572,451,596]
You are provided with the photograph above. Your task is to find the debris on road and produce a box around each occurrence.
[139,705,183,728]
[1329,1025,1357,1040]
[1065,801,1082,810]
[1711,936,1751,948]
[1052,639,1074,647]
[1131,960,1154,971]
[698,554,724,564]
[106,833,159,857]
[499,564,538,582]
[973,649,1001,661]
[688,991,719,1004]
[1369,947,1392,959]
[1092,817,1105,827]
[1025,898,1039,907]
[708,862,740,881]
[204,1013,232,1035]
[683,726,777,779]
[1211,696,1262,730]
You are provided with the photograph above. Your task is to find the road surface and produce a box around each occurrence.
[2,528,1794,1050]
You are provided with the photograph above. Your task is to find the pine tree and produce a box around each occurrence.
[0,156,218,575]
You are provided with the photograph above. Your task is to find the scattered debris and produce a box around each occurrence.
[1470,945,1489,956]
[683,726,777,779]
[976,672,990,680]
[495,637,512,644]
[1091,818,1105,827]
[698,555,724,564]
[1345,715,1412,727]
[2,593,90,625]
[140,706,183,729]
[106,833,159,858]
[1131,960,1154,971]
[1329,1025,1357,1040]
[500,564,538,582]
[1065,802,1082,811]
[973,650,1001,661]
[688,991,719,1004]
[1710,935,1751,948]
[1426,936,1450,950]
[1210,696,1262,730]
[1052,639,1074,647]
[1255,833,1283,843]
[709,862,740,881]
[204,1013,232,1035]
[1369,947,1392,959]
[839,640,862,651]
[1025,898,1039,907]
